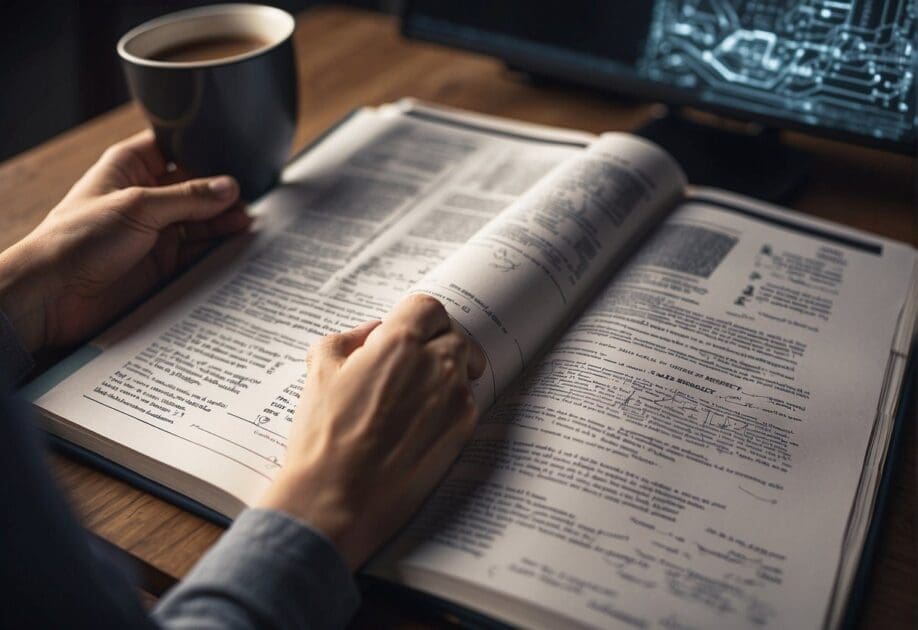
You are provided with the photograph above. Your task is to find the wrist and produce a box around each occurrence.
[257,467,364,570]
[0,237,58,353]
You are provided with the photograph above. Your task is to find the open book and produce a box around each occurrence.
[26,100,916,629]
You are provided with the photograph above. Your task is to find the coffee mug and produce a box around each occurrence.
[118,4,297,199]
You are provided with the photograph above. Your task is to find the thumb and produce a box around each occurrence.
[306,320,382,373]
[125,176,239,229]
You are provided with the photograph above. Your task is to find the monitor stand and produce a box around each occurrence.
[634,107,810,204]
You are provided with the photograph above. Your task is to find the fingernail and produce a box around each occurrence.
[208,176,237,199]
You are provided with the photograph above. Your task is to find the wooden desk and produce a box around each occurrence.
[1,6,914,627]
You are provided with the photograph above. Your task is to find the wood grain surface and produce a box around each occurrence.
[1,6,914,628]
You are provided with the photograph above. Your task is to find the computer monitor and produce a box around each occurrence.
[402,1,916,155]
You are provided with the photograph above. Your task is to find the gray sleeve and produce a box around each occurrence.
[0,309,34,385]
[152,508,361,630]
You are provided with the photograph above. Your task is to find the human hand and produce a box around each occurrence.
[0,130,251,353]
[257,294,487,570]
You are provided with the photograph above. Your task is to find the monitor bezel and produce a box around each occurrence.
[401,2,915,156]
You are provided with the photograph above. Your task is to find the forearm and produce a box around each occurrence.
[0,299,36,387]
[152,509,360,630]
[0,237,55,355]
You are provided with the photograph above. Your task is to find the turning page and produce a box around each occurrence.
[414,133,685,407]
[373,190,916,629]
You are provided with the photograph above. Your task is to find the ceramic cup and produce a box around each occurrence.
[118,4,297,199]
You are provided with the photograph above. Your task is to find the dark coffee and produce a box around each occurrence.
[150,36,268,63]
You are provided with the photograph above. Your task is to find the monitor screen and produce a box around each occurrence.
[403,0,916,152]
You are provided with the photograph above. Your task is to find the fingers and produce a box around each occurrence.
[120,175,240,231]
[367,295,486,380]
[178,205,252,242]
[138,205,251,292]
[415,351,480,471]
[425,327,470,381]
[468,339,486,379]
[379,315,480,458]
[376,294,452,345]
[387,345,478,478]
[102,130,168,180]
[156,164,195,187]
[393,343,477,463]
[306,320,382,375]
[419,326,479,419]
[176,239,219,269]
[67,130,168,198]
[445,320,487,379]
[85,130,167,192]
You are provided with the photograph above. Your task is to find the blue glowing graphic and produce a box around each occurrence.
[639,0,916,143]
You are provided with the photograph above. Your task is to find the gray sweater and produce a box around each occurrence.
[0,310,360,629]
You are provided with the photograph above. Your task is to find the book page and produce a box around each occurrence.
[373,191,917,630]
[27,104,589,513]
[413,134,686,407]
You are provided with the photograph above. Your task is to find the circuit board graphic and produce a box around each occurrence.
[638,0,916,144]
